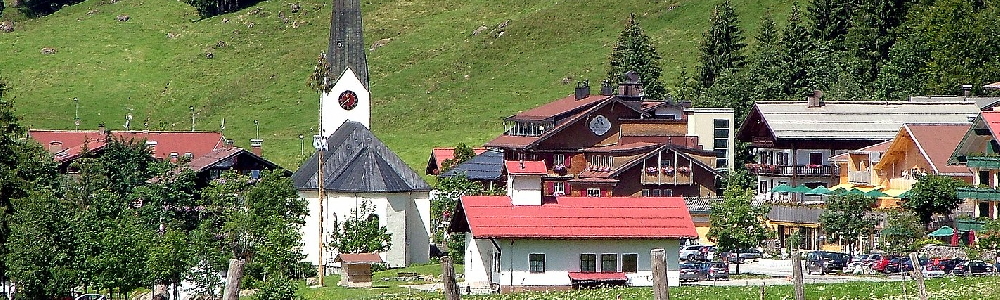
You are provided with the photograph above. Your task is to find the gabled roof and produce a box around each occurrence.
[429,147,488,173]
[440,150,504,181]
[187,147,280,172]
[292,121,431,192]
[829,140,892,162]
[334,252,383,264]
[876,123,971,175]
[505,160,547,175]
[29,130,225,163]
[485,97,646,149]
[737,101,979,142]
[508,94,610,121]
[453,196,697,239]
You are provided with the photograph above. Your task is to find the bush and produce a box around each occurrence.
[17,0,84,17]
[188,0,265,19]
[252,276,301,300]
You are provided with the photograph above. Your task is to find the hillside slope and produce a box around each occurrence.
[0,0,792,172]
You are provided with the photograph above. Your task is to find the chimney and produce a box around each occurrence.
[574,80,590,100]
[807,90,824,108]
[600,80,615,96]
[225,139,235,149]
[48,141,63,153]
[250,139,264,156]
[962,84,973,97]
[98,123,106,134]
[616,70,644,101]
[145,140,158,155]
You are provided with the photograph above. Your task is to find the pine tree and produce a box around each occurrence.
[693,0,747,93]
[743,13,786,102]
[607,13,668,100]
[844,0,913,97]
[806,0,855,49]
[779,4,814,97]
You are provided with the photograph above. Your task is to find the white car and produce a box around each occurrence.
[921,265,946,278]
[679,245,709,261]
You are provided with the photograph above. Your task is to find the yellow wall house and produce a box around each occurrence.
[872,123,973,208]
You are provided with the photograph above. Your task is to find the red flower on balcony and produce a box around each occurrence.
[662,167,675,175]
[646,167,658,174]
[678,166,691,174]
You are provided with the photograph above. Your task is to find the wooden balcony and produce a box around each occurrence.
[957,187,1000,201]
[767,204,826,224]
[848,171,871,185]
[641,169,693,185]
[746,164,839,177]
[967,156,1000,169]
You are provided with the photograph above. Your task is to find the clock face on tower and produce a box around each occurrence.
[338,90,358,110]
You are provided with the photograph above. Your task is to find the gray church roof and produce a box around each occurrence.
[440,150,504,181]
[293,121,431,192]
[327,0,369,89]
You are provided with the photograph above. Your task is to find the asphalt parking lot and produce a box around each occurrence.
[686,259,904,286]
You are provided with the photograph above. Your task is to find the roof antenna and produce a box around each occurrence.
[254,119,260,139]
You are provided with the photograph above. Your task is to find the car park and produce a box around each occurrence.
[805,251,851,275]
[707,261,729,280]
[679,262,709,282]
[680,245,709,262]
[922,262,947,278]
[953,260,994,276]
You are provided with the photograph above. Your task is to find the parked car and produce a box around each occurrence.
[680,245,710,261]
[707,261,730,280]
[941,258,966,274]
[728,249,763,262]
[953,260,994,276]
[922,262,947,278]
[75,295,107,300]
[805,251,851,275]
[872,256,892,273]
[679,262,709,282]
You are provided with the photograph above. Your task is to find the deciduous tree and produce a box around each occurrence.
[903,174,967,227]
[880,211,924,255]
[820,194,875,254]
[333,200,391,254]
[708,185,771,274]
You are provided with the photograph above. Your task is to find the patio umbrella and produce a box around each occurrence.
[770,184,792,193]
[807,186,832,195]
[928,226,955,237]
[791,184,813,193]
[844,188,866,196]
[864,189,889,198]
[897,190,912,199]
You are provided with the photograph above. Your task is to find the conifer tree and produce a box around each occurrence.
[844,0,912,97]
[743,13,786,102]
[607,13,667,100]
[779,4,814,97]
[693,0,746,93]
[806,0,854,48]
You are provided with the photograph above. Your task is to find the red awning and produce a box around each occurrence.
[567,272,628,281]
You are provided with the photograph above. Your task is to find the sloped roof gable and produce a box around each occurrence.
[292,121,431,192]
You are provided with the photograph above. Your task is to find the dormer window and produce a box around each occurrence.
[504,120,553,137]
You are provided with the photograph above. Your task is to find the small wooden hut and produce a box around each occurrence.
[335,252,383,287]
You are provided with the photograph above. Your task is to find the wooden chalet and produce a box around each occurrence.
[951,111,1000,220]
[483,73,733,200]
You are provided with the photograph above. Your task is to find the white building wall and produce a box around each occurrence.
[465,238,682,289]
[508,175,542,205]
[686,108,735,170]
[321,68,371,133]
[299,190,431,269]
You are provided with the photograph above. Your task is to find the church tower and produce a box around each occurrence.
[321,0,370,134]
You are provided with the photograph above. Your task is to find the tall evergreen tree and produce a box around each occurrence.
[806,0,855,48]
[694,0,747,93]
[743,13,786,103]
[778,3,814,97]
[607,13,668,100]
[844,0,913,98]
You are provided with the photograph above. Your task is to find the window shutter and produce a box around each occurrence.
[564,183,573,195]
[564,154,573,168]
[545,181,555,195]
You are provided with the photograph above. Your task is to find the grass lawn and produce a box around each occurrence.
[1,0,794,175]
[300,263,1000,300]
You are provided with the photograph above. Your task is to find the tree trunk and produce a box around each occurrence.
[222,258,246,300]
[792,250,804,300]
[442,256,461,300]
[152,282,168,300]
[909,252,928,300]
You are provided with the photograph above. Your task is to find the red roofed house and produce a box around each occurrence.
[28,127,280,184]
[449,166,696,293]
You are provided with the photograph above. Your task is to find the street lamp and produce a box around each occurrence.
[313,134,327,286]
[299,134,305,156]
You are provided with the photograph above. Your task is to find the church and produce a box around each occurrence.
[292,0,432,269]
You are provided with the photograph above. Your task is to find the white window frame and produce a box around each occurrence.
[553,182,565,195]
[586,188,600,197]
[554,154,566,166]
[622,253,639,273]
[529,253,546,273]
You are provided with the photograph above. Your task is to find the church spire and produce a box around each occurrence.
[326,0,369,89]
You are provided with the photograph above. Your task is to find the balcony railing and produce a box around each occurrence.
[848,171,871,185]
[641,168,694,185]
[746,164,839,177]
[967,156,1000,169]
[767,204,826,224]
[957,187,1000,200]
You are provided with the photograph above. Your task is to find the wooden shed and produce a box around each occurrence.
[334,252,383,287]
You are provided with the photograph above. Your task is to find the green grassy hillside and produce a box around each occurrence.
[0,0,792,172]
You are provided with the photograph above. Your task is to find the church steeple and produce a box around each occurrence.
[320,0,372,133]
[326,0,369,89]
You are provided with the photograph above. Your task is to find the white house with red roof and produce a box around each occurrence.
[449,160,696,293]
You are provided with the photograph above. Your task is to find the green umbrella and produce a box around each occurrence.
[791,184,813,193]
[864,189,889,198]
[844,188,865,196]
[770,184,792,193]
[897,190,912,199]
[807,186,832,195]
[928,226,955,237]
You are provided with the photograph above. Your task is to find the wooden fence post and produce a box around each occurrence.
[909,252,928,300]
[442,256,461,300]
[652,248,670,300]
[792,250,804,300]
